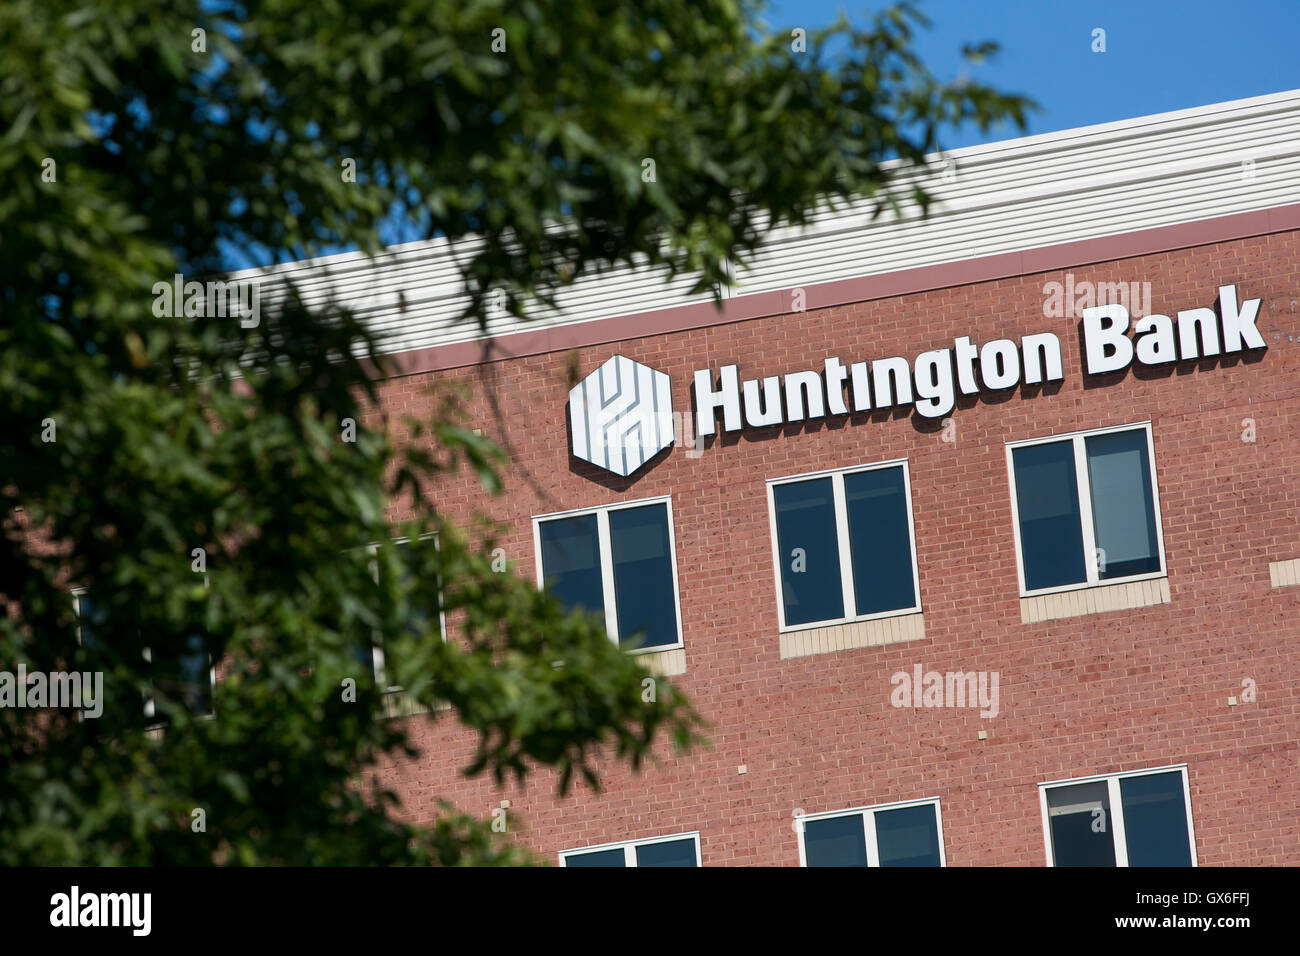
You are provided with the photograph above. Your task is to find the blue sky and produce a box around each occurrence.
[761,0,1300,149]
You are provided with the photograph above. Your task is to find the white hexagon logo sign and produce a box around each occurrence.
[569,355,674,476]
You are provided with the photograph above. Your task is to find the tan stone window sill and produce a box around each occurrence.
[1020,578,1170,624]
[779,612,925,660]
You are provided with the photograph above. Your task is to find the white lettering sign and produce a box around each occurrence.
[697,284,1262,437]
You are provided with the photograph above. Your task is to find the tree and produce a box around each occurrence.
[0,0,1030,864]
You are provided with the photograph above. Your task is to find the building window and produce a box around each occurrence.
[147,632,213,719]
[533,497,683,652]
[1039,765,1196,867]
[766,460,921,631]
[1007,422,1166,595]
[559,831,700,867]
[797,798,945,867]
[360,535,446,690]
[73,587,214,725]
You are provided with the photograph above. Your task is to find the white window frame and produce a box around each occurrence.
[532,494,684,655]
[366,532,447,692]
[1037,763,1197,867]
[795,796,946,867]
[558,830,701,867]
[765,458,922,634]
[72,585,217,726]
[1006,421,1168,598]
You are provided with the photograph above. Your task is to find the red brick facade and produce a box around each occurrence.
[370,226,1300,866]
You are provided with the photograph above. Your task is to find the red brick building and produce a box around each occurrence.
[247,90,1300,865]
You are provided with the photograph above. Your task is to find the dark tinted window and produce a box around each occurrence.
[564,848,626,867]
[539,514,605,619]
[874,804,942,867]
[635,838,697,867]
[76,592,109,653]
[1013,441,1088,590]
[803,814,867,867]
[773,478,844,626]
[1120,772,1192,866]
[1086,430,1161,579]
[393,539,437,638]
[1046,781,1116,867]
[152,631,213,717]
[609,504,678,649]
[844,467,916,616]
[77,591,211,724]
[374,539,442,686]
[350,639,377,680]
[76,591,147,727]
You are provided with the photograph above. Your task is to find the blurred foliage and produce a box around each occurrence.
[0,0,1029,864]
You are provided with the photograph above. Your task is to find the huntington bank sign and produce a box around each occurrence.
[569,284,1265,478]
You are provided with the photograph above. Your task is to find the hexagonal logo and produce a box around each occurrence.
[569,355,674,477]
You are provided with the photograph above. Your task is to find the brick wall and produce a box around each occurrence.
[368,230,1300,866]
